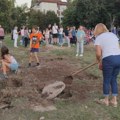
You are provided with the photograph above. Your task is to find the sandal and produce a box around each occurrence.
[110,101,118,107]
[95,99,109,106]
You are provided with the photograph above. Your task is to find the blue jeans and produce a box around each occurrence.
[59,34,63,45]
[102,55,120,96]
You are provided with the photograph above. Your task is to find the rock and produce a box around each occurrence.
[41,81,65,99]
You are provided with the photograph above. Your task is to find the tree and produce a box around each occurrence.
[0,0,14,32]
[0,0,28,32]
[45,11,59,27]
[62,0,78,27]
[28,10,46,29]
[62,0,120,28]
[11,4,28,29]
[103,0,120,29]
[28,10,59,30]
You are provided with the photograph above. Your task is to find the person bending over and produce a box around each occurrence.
[94,23,120,107]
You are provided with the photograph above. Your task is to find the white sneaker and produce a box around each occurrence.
[80,54,83,57]
[76,54,78,57]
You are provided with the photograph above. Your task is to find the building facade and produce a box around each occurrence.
[32,0,67,23]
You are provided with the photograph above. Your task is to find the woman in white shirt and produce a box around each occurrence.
[94,23,120,107]
[13,26,18,48]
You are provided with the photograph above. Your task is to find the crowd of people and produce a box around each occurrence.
[11,23,95,58]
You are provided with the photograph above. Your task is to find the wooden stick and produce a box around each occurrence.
[72,62,97,76]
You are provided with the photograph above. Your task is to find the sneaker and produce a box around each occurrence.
[76,54,78,57]
[80,54,83,57]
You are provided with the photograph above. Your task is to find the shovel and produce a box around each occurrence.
[63,62,97,85]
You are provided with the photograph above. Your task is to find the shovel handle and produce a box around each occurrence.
[72,62,97,76]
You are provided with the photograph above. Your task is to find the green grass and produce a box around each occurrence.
[1,35,120,120]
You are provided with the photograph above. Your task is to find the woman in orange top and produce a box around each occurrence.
[28,26,43,67]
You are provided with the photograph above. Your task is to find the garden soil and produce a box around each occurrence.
[0,54,101,111]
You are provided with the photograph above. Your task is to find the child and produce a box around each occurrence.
[76,26,86,57]
[28,26,43,67]
[1,46,19,78]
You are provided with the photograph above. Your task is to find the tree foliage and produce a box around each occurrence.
[0,0,14,31]
[3,0,120,32]
[62,0,120,28]
[0,0,59,32]
[0,0,28,32]
[28,10,59,30]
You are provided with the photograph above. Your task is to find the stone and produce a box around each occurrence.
[41,81,65,99]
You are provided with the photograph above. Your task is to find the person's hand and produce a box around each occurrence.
[98,62,102,70]
[96,58,101,64]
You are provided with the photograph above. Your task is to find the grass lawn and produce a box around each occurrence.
[0,35,120,120]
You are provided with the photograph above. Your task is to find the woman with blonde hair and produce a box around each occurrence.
[94,23,120,107]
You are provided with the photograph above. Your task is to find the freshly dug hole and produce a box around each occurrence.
[7,78,23,87]
[63,76,73,85]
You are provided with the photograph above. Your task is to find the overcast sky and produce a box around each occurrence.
[15,0,67,7]
[15,0,32,7]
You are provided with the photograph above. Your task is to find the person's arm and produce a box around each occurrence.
[95,45,102,63]
[29,34,32,49]
[4,55,11,63]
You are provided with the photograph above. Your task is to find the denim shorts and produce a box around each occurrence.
[10,63,19,71]
[30,48,39,53]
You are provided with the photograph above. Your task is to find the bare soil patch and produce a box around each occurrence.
[0,55,101,110]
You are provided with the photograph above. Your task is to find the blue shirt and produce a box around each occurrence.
[76,30,85,38]
[72,30,76,36]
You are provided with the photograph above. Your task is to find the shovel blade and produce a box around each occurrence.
[63,76,73,85]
